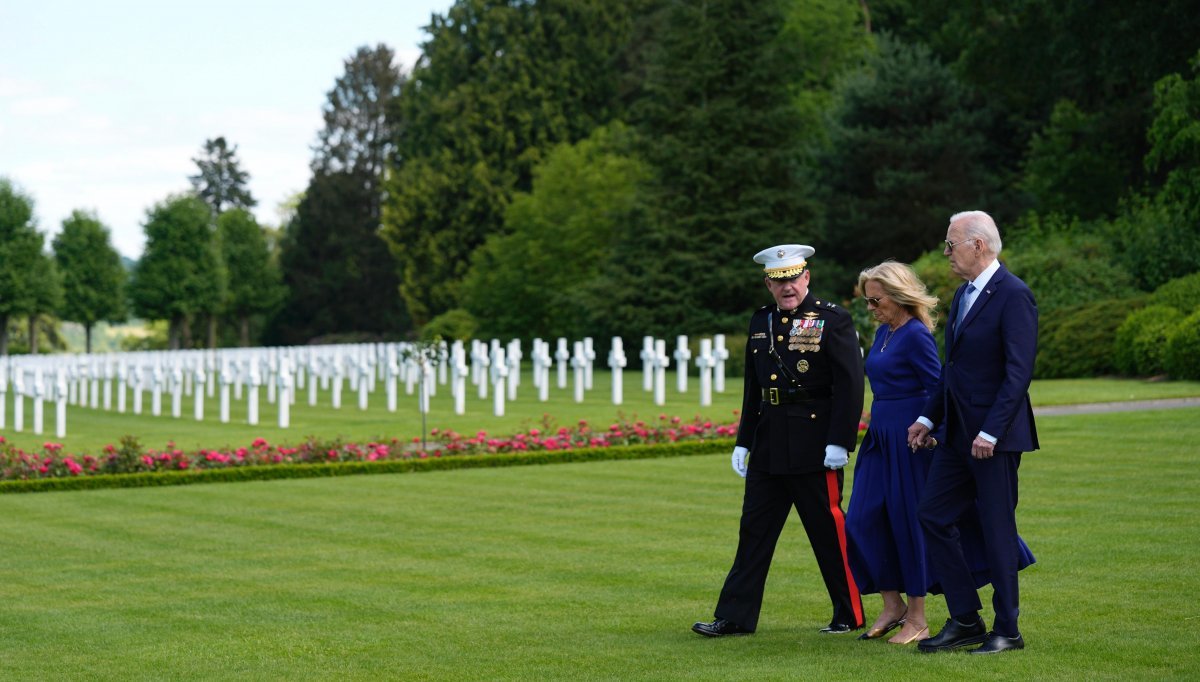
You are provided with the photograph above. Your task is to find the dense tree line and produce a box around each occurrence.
[373,0,1200,347]
[4,0,1199,379]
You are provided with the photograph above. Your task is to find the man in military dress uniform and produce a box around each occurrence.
[693,244,865,637]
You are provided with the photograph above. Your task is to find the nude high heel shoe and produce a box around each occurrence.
[889,625,929,645]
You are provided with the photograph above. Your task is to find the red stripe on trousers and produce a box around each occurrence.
[825,469,863,627]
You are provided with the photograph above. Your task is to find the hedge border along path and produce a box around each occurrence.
[0,437,739,494]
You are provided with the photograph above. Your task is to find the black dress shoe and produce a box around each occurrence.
[917,617,987,653]
[970,632,1025,654]
[692,618,753,637]
[819,623,860,634]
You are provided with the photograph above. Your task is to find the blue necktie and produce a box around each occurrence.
[956,283,977,329]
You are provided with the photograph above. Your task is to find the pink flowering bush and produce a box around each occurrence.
[420,412,740,458]
[0,413,746,483]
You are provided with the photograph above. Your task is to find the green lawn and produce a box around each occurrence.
[1028,377,1200,405]
[4,370,1199,455]
[1,407,1196,679]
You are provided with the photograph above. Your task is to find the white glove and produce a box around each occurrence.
[731,446,749,478]
[823,444,848,470]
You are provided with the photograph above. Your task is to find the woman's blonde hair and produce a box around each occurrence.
[857,260,939,332]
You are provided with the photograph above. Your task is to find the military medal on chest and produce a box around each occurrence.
[788,313,823,352]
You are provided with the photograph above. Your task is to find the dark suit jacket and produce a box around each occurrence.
[922,264,1039,453]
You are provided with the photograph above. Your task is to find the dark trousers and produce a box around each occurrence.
[713,469,864,632]
[918,446,1023,637]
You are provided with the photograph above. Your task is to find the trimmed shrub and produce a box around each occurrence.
[1036,296,1146,378]
[1109,194,1200,291]
[420,308,478,342]
[1149,271,1200,315]
[1113,305,1185,376]
[1003,223,1139,315]
[1163,310,1200,380]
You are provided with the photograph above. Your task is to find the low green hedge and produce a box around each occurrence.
[1113,305,1184,376]
[1164,310,1200,380]
[1036,296,1147,378]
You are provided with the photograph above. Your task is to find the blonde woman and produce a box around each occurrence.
[845,261,941,644]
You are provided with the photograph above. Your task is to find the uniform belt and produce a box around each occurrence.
[762,386,832,404]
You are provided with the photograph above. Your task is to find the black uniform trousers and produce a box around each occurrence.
[713,468,864,632]
[918,445,1023,637]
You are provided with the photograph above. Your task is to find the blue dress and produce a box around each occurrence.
[846,318,1034,596]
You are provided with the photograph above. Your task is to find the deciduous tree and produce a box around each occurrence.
[461,123,651,340]
[51,210,126,353]
[217,208,283,346]
[128,195,224,349]
[0,178,46,355]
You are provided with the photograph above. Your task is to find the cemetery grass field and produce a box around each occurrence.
[1,368,744,455]
[3,370,1200,455]
[0,406,1196,680]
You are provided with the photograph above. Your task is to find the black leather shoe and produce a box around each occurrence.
[970,632,1024,654]
[917,617,987,653]
[692,619,753,637]
[819,623,860,634]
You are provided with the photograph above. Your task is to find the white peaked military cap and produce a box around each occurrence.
[753,244,815,279]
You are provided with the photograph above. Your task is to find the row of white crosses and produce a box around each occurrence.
[636,335,730,406]
[0,335,731,437]
[0,361,69,438]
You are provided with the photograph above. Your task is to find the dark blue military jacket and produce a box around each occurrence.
[735,292,865,474]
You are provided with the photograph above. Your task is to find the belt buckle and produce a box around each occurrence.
[769,387,779,405]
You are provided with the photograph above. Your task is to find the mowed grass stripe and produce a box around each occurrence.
[0,408,1197,680]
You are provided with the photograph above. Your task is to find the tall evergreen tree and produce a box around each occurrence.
[270,44,409,344]
[869,0,1200,218]
[814,36,1002,290]
[128,195,224,349]
[0,178,46,355]
[189,137,256,214]
[382,0,649,326]
[313,44,404,213]
[272,170,408,343]
[51,210,126,353]
[217,208,284,346]
[616,0,809,334]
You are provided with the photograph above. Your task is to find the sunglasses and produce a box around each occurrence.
[863,296,884,307]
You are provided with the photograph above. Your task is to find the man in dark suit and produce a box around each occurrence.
[907,210,1038,655]
[693,244,865,638]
